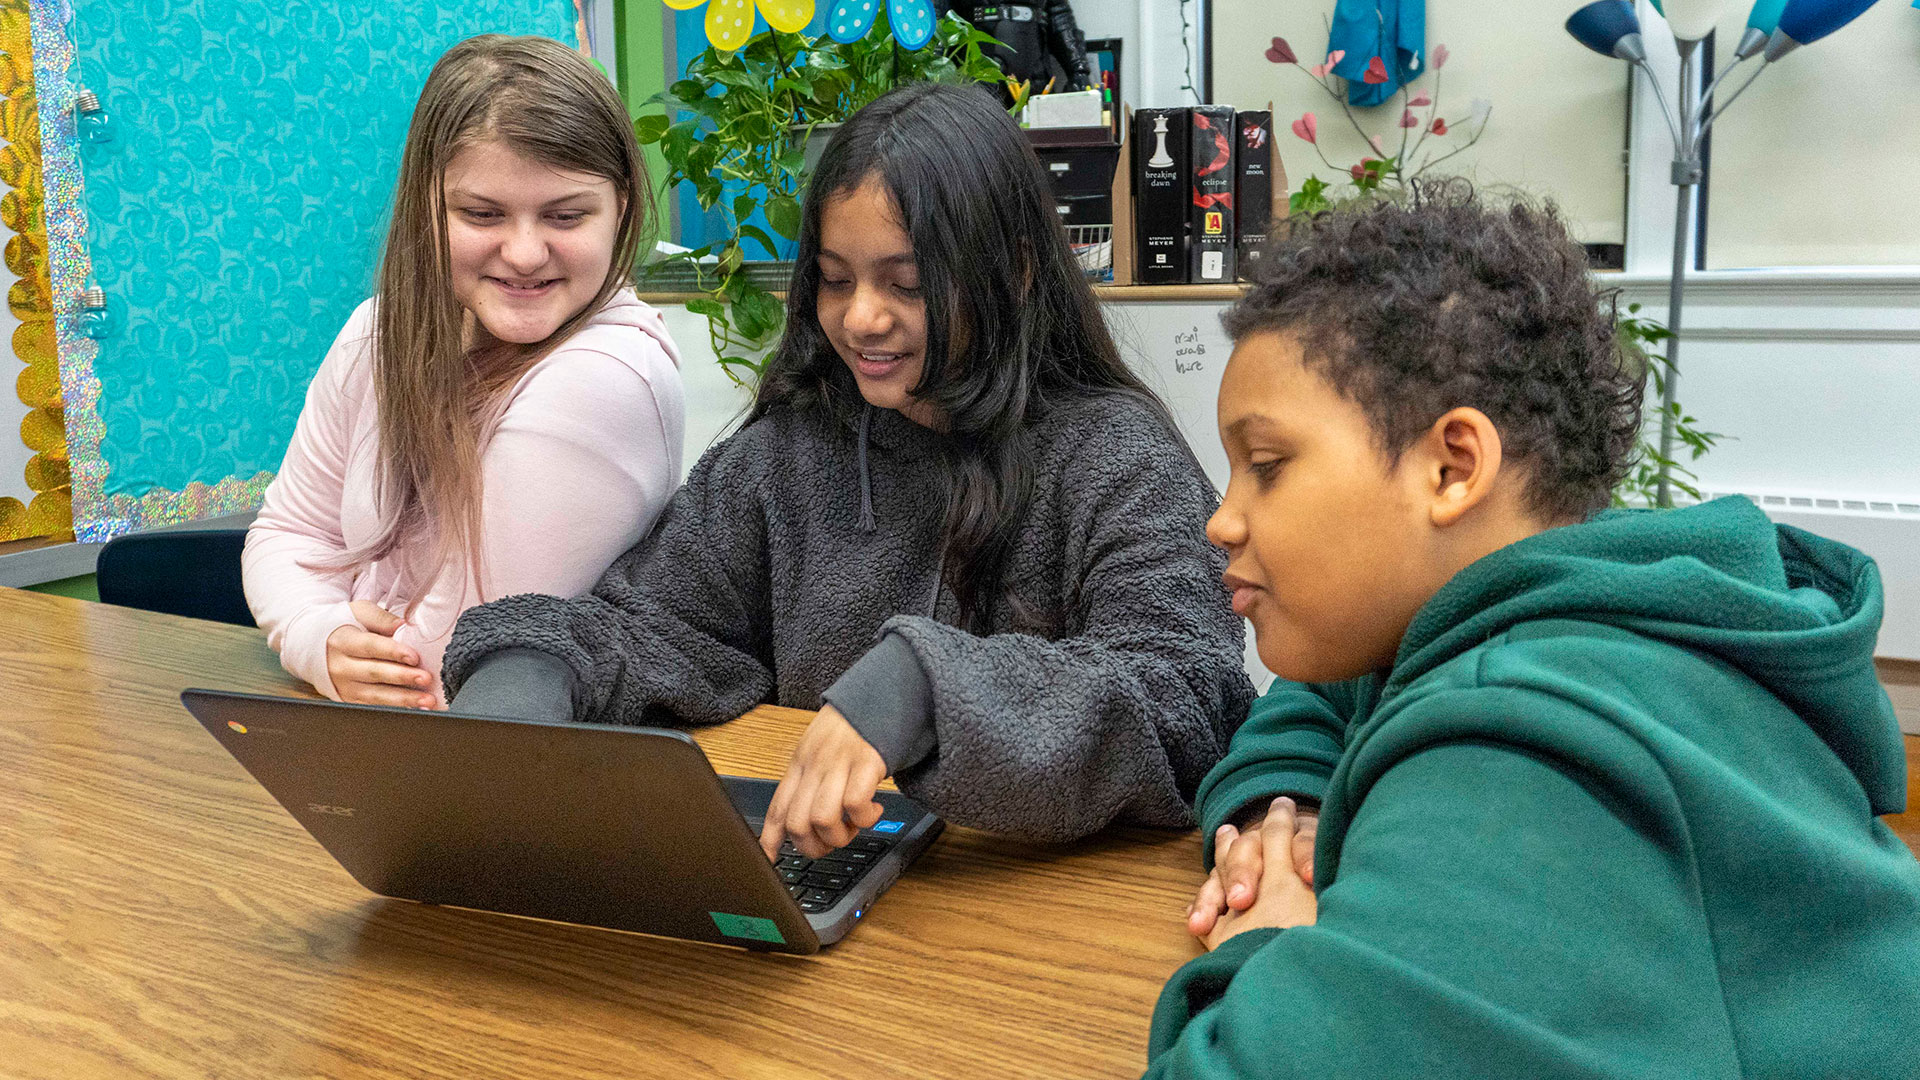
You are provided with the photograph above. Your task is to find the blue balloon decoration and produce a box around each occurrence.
[827,0,935,49]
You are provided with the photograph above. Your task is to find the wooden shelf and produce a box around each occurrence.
[1093,284,1248,302]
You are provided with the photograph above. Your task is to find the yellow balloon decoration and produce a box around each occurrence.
[759,0,815,33]
[662,0,814,52]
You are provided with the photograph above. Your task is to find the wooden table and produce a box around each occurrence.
[1886,737,1920,856]
[0,588,1207,1079]
[6,588,1917,1080]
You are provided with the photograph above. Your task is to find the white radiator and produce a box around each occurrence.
[1687,489,1920,663]
[1678,490,1920,735]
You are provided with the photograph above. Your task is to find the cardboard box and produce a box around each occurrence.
[1188,105,1236,284]
[1024,89,1105,129]
[1109,110,1135,285]
[1131,108,1190,285]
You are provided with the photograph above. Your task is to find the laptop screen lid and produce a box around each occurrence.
[180,689,871,954]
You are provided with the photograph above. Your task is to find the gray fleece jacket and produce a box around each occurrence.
[441,395,1254,842]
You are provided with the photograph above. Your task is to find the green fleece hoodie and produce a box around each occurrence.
[1146,497,1920,1079]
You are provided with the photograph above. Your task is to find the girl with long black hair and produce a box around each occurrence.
[442,81,1253,858]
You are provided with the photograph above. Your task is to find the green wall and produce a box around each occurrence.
[615,0,672,245]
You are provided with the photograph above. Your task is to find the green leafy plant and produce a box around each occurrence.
[1614,302,1723,507]
[635,14,1010,387]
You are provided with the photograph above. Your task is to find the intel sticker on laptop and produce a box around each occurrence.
[871,819,904,834]
[709,912,785,944]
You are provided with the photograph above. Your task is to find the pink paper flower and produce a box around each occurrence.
[1399,108,1419,129]
[1432,43,1450,70]
[1409,90,1432,107]
[1351,163,1367,180]
[1369,134,1385,153]
[1430,118,1449,135]
[1308,49,1346,78]
[1363,56,1389,84]
[1265,36,1296,65]
[1290,112,1318,143]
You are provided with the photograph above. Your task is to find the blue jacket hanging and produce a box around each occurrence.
[1329,0,1425,108]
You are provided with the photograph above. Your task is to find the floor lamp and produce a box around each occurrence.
[1564,0,1884,506]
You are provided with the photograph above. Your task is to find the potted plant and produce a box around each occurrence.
[1613,303,1723,507]
[635,13,1011,387]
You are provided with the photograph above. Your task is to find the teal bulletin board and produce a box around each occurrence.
[49,0,579,541]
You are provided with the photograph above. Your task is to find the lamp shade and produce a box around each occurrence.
[1746,0,1788,31]
[1566,0,1644,56]
[1777,0,1881,44]
[1660,0,1732,38]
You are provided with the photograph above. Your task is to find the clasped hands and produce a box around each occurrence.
[1184,796,1320,949]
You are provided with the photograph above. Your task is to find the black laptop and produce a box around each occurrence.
[179,689,943,954]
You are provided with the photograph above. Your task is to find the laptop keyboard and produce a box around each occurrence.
[774,836,896,913]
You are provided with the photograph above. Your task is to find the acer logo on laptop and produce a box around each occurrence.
[306,804,356,817]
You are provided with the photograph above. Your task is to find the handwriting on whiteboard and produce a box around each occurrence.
[1173,326,1206,374]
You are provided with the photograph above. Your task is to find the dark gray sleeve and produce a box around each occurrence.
[448,648,575,723]
[821,631,936,773]
[441,430,776,727]
[883,410,1256,842]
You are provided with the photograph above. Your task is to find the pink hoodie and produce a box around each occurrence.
[243,289,685,703]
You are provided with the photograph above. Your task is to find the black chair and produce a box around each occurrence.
[95,528,255,627]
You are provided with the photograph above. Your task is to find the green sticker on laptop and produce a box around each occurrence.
[709,911,786,944]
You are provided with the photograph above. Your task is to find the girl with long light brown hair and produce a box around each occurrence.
[243,35,685,708]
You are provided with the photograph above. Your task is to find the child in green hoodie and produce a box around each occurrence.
[1149,180,1920,1079]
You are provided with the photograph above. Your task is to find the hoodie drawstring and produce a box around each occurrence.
[857,406,877,533]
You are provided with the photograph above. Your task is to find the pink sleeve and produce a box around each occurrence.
[241,305,376,699]
[392,335,686,698]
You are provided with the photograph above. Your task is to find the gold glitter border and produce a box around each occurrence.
[0,0,68,542]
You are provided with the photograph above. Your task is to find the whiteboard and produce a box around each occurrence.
[1105,299,1272,688]
[1103,300,1236,494]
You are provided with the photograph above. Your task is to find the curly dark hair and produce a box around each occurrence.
[1223,178,1643,521]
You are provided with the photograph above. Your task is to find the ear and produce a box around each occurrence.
[1416,407,1504,527]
